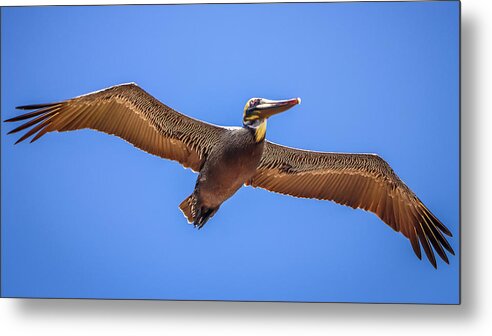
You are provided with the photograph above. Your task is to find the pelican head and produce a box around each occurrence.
[243,97,301,125]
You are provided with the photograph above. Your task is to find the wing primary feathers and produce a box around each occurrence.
[418,211,449,264]
[421,204,453,237]
[14,113,58,144]
[30,117,57,143]
[7,109,59,134]
[420,207,455,255]
[414,218,437,269]
[409,228,423,260]
[406,204,447,263]
[16,103,58,110]
[4,104,61,122]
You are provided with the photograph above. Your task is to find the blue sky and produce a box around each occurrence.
[1,2,459,303]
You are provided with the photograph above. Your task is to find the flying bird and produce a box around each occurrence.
[5,83,454,268]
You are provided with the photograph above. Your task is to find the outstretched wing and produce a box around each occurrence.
[247,141,454,268]
[5,83,227,172]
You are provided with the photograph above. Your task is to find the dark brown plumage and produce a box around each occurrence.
[4,83,454,268]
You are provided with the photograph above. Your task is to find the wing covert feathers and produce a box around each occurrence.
[248,141,454,268]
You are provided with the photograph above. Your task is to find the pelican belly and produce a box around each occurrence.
[196,127,264,208]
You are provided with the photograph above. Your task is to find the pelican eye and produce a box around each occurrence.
[250,99,261,108]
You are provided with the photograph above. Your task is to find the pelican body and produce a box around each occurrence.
[5,83,454,268]
[183,126,265,226]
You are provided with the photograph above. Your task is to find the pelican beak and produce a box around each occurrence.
[256,98,301,119]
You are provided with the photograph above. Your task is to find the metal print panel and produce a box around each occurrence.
[1,1,460,303]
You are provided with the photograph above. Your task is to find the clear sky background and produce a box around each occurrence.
[1,2,459,303]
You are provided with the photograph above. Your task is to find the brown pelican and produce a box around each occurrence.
[5,83,454,268]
